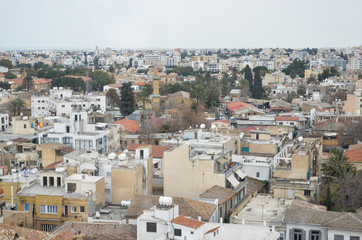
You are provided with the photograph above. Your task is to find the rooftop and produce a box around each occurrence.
[199,185,236,205]
[172,215,205,229]
[66,174,103,183]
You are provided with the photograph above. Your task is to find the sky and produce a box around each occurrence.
[1,0,362,49]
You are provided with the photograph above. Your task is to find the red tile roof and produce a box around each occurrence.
[275,116,299,121]
[34,78,52,85]
[5,77,23,85]
[127,144,172,158]
[226,101,256,111]
[205,226,220,235]
[114,119,141,133]
[44,161,63,170]
[171,215,205,229]
[346,144,362,163]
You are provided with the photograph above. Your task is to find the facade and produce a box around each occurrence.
[343,89,362,114]
[0,113,9,132]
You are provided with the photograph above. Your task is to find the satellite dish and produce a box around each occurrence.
[298,136,303,142]
[200,124,205,129]
[211,124,216,130]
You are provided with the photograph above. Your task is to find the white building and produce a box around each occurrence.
[0,113,9,132]
[31,88,106,117]
[232,155,273,181]
[38,111,110,153]
[144,55,160,65]
[137,196,280,240]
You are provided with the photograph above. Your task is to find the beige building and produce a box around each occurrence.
[343,89,362,114]
[271,138,322,199]
[12,116,50,135]
[111,163,143,203]
[36,143,73,169]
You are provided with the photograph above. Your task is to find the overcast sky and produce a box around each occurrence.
[1,0,361,49]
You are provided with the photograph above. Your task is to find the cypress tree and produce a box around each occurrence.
[244,65,253,92]
[119,82,135,116]
[252,69,263,99]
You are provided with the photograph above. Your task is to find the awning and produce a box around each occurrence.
[216,158,227,165]
[235,169,246,180]
[227,174,240,187]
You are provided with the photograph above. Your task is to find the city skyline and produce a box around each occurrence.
[1,0,362,49]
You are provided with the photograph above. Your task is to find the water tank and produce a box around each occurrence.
[22,116,28,120]
[121,200,131,207]
[55,167,65,173]
[211,124,216,130]
[95,211,100,219]
[118,153,127,160]
[90,151,99,159]
[159,196,172,206]
[200,124,205,129]
[108,152,116,160]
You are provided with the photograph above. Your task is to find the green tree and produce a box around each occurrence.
[282,59,307,78]
[8,98,26,116]
[221,72,231,96]
[190,84,205,113]
[89,70,114,90]
[4,72,17,79]
[297,85,306,96]
[0,59,13,69]
[244,65,253,91]
[252,69,262,99]
[0,82,11,89]
[321,148,356,182]
[285,91,298,103]
[324,184,333,211]
[137,86,153,122]
[119,82,135,116]
[22,76,34,91]
[205,83,220,108]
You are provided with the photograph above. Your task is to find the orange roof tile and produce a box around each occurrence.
[44,161,63,170]
[226,101,256,111]
[114,119,141,133]
[171,215,205,229]
[34,78,52,85]
[205,226,220,235]
[346,149,362,163]
[275,116,299,121]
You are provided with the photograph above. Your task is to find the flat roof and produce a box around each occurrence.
[66,174,103,183]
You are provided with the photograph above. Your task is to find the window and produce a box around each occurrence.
[350,237,360,240]
[293,229,303,240]
[146,222,157,232]
[80,206,85,213]
[256,172,260,178]
[24,124,26,129]
[334,235,344,240]
[105,189,111,194]
[106,172,111,177]
[310,230,321,240]
[191,231,194,235]
[304,190,311,196]
[24,203,30,211]
[40,205,58,214]
[67,183,77,193]
[174,228,182,236]
[71,206,77,213]
[41,224,57,232]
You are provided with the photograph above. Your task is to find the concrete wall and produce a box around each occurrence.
[163,144,225,199]
[111,165,143,203]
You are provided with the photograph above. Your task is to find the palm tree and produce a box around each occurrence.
[137,88,152,123]
[190,84,205,114]
[8,98,26,116]
[22,76,34,91]
[322,148,356,182]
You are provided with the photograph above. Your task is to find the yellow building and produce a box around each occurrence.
[343,89,362,114]
[36,143,73,169]
[12,116,49,135]
[15,171,101,232]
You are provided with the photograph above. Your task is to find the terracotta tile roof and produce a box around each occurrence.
[125,195,216,221]
[58,147,75,153]
[126,144,172,158]
[0,224,51,240]
[226,101,256,111]
[212,120,231,124]
[66,75,92,82]
[348,143,362,151]
[291,199,327,211]
[0,188,4,196]
[114,119,141,133]
[275,116,299,121]
[205,226,220,235]
[199,185,236,204]
[284,206,362,231]
[33,78,52,85]
[44,161,63,170]
[171,215,205,229]
[5,77,23,85]
[346,149,362,163]
[49,222,135,240]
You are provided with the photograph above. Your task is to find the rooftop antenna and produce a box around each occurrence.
[84,51,89,94]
